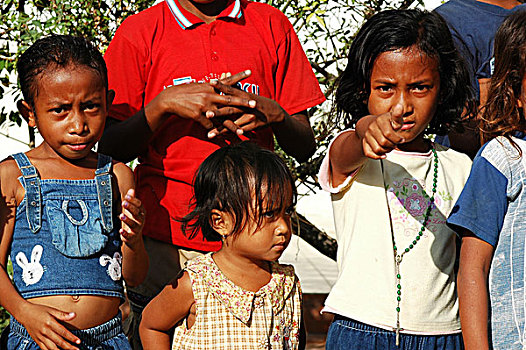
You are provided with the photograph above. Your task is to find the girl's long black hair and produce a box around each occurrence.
[335,9,476,135]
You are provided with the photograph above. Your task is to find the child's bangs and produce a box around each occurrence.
[252,161,297,227]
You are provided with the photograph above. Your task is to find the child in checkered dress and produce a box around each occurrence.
[139,142,303,350]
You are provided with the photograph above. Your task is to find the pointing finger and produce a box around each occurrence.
[218,70,251,86]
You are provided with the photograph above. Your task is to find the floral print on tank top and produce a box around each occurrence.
[386,177,453,238]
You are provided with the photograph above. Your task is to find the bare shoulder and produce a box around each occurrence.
[174,270,195,315]
[168,270,194,299]
[0,157,22,261]
[148,270,194,318]
[141,270,194,331]
[157,270,195,310]
[0,157,23,200]
[0,156,21,177]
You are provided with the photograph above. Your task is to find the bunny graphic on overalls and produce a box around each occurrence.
[15,245,44,286]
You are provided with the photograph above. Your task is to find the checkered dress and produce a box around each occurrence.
[171,253,302,349]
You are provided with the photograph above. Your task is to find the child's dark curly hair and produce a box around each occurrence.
[480,10,526,146]
[335,9,476,135]
[17,34,107,107]
[181,142,297,242]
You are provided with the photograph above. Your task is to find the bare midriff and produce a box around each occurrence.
[28,295,120,329]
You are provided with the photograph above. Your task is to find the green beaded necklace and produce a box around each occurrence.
[382,147,438,346]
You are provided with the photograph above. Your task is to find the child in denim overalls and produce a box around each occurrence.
[0,35,148,350]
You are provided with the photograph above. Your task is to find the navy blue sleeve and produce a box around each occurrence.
[447,155,508,247]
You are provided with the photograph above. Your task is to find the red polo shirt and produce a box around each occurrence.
[104,0,325,251]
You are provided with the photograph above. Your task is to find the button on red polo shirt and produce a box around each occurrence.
[105,0,325,251]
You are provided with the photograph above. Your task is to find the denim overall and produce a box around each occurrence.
[7,153,129,350]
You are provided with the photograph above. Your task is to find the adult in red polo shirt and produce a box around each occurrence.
[100,0,325,346]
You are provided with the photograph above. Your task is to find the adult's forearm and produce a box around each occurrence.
[98,110,153,163]
[272,113,316,163]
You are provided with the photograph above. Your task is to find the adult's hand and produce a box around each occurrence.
[144,70,256,133]
[205,79,287,138]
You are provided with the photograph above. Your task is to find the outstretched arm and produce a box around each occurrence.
[329,105,405,187]
[98,71,256,163]
[140,271,194,350]
[458,231,493,350]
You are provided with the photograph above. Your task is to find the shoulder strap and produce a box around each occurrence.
[11,153,41,233]
[95,153,112,175]
[11,153,37,178]
[95,153,113,232]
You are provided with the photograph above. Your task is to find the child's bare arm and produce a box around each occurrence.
[458,231,493,350]
[329,105,405,187]
[0,161,80,350]
[140,271,194,350]
[113,162,148,287]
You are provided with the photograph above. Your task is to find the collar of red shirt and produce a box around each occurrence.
[165,0,243,29]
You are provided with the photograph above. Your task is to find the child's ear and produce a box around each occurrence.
[106,89,115,111]
[17,100,36,127]
[210,209,233,238]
